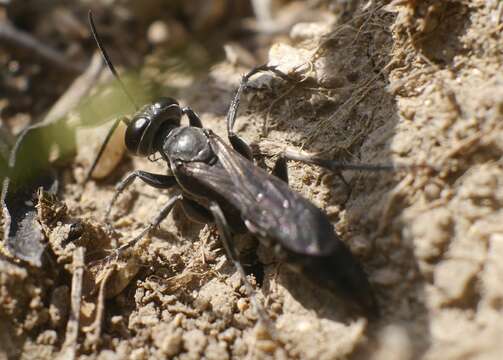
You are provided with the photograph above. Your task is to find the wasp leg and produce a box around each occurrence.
[180,198,213,224]
[226,65,290,161]
[105,170,177,221]
[226,80,253,161]
[286,150,351,202]
[113,193,183,255]
[336,171,352,205]
[280,149,397,205]
[282,149,395,172]
[271,152,352,203]
[208,202,275,333]
[182,107,203,128]
[85,117,128,182]
[271,155,289,183]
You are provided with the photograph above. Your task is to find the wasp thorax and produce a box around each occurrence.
[125,97,183,156]
[163,127,214,163]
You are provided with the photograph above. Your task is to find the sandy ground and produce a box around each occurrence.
[1,1,503,359]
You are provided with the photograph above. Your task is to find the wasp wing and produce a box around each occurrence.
[182,132,341,256]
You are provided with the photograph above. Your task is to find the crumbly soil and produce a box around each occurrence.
[1,1,503,359]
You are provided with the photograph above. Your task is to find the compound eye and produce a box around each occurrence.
[125,116,149,155]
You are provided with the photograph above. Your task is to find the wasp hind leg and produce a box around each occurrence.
[270,151,349,198]
[271,155,289,183]
[208,202,276,335]
[180,198,213,224]
[277,150,390,204]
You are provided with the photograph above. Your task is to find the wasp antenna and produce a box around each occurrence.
[88,10,139,111]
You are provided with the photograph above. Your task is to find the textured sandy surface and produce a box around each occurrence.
[1,1,503,359]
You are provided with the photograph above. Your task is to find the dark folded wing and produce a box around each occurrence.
[181,132,341,256]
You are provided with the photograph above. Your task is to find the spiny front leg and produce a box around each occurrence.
[113,193,183,256]
[105,170,178,222]
[226,65,291,161]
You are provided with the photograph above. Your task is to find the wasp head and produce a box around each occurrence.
[125,97,182,156]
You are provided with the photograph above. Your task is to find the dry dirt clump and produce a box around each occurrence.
[1,0,503,359]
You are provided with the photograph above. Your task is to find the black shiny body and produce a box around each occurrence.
[86,11,379,319]
[86,60,378,318]
[175,131,378,315]
[105,92,378,316]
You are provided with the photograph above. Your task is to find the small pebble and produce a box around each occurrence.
[236,298,249,312]
[148,21,170,45]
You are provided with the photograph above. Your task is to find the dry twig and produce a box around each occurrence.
[58,247,85,360]
[0,20,84,74]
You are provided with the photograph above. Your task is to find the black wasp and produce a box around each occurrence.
[86,11,380,317]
